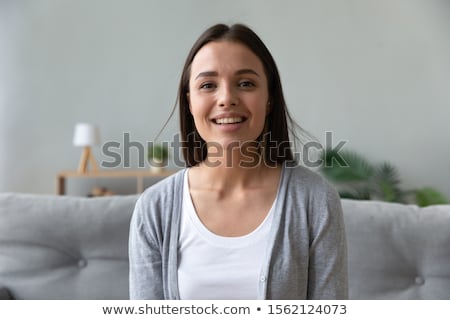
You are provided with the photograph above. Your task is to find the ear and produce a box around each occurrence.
[266,101,271,115]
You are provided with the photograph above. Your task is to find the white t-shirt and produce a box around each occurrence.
[177,169,276,299]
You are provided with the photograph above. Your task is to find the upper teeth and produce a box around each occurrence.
[215,117,243,124]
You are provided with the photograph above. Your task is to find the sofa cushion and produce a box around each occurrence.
[342,199,450,299]
[0,193,138,300]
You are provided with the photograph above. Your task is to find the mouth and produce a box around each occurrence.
[212,117,246,125]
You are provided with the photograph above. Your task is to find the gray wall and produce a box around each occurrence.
[1,0,449,198]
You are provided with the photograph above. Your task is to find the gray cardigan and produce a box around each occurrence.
[129,164,348,299]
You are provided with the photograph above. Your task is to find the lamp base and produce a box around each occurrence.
[77,146,99,174]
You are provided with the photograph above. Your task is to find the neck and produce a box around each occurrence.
[194,143,278,190]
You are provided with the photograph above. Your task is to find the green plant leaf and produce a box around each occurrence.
[373,162,404,202]
[375,162,401,185]
[320,148,448,207]
[339,187,371,200]
[148,144,169,161]
[376,181,400,202]
[415,187,449,207]
[320,149,374,182]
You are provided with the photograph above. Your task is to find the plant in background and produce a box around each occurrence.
[148,143,169,171]
[320,148,448,207]
[415,187,449,207]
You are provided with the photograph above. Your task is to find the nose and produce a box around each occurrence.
[218,83,238,107]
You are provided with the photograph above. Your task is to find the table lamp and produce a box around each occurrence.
[73,123,100,173]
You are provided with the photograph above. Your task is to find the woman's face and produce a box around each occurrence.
[188,40,270,150]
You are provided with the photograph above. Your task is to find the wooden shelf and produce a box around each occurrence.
[56,169,177,195]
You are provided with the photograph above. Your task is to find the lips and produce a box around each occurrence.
[213,117,245,125]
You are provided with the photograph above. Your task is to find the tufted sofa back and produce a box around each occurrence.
[342,199,450,299]
[0,193,138,299]
[1,193,450,299]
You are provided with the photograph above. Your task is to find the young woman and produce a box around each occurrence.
[129,23,348,300]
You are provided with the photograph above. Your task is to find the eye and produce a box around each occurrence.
[200,82,216,90]
[239,81,255,88]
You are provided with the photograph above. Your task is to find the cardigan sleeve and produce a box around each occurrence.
[128,196,165,299]
[307,185,348,299]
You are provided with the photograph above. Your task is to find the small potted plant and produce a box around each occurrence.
[319,148,448,206]
[148,143,169,172]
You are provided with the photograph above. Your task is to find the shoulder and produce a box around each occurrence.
[281,163,344,232]
[138,169,186,205]
[281,163,342,215]
[282,163,337,197]
[131,169,185,228]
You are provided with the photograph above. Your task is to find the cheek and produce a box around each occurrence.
[189,93,212,114]
[248,96,269,115]
[188,99,211,128]
[188,97,201,116]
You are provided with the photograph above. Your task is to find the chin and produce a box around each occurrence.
[210,137,260,152]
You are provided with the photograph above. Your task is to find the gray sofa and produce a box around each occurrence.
[1,192,449,299]
[0,193,138,300]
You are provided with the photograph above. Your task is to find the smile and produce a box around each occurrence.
[213,117,246,125]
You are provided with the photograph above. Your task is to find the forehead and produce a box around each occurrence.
[190,40,265,76]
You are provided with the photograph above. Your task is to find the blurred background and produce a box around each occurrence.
[0,0,449,197]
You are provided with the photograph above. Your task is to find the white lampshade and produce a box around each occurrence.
[73,123,100,147]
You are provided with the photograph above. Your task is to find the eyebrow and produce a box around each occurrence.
[194,69,260,80]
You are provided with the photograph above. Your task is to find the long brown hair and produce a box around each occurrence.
[179,23,298,167]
